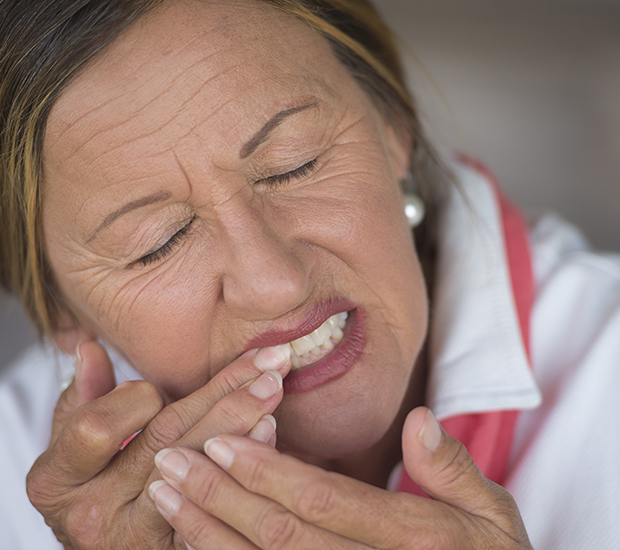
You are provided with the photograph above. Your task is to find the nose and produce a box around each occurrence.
[219,200,315,318]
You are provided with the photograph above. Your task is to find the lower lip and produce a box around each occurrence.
[283,308,366,395]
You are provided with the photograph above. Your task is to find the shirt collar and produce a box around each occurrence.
[427,161,541,420]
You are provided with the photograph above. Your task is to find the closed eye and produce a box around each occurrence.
[261,158,318,186]
[129,160,317,267]
[130,218,195,268]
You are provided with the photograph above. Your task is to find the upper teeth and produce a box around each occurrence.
[287,312,348,370]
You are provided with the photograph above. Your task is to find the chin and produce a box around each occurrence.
[273,388,401,459]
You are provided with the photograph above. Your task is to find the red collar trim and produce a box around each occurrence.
[397,155,534,494]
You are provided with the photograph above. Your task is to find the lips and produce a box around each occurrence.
[284,307,365,394]
[243,298,367,394]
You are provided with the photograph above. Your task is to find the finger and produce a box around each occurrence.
[89,346,289,544]
[50,340,116,444]
[402,407,503,512]
[149,480,259,550]
[116,349,290,533]
[27,380,164,540]
[177,370,284,449]
[124,345,291,467]
[197,435,422,549]
[74,340,117,406]
[153,447,371,550]
[31,380,164,490]
[128,370,286,518]
[248,415,277,444]
[402,407,530,541]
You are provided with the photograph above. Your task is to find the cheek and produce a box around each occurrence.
[55,245,221,397]
[279,155,424,340]
[270,162,427,455]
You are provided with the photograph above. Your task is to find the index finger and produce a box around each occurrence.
[201,435,440,550]
[153,447,372,550]
[115,345,291,477]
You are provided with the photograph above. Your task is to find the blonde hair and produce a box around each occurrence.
[0,0,433,336]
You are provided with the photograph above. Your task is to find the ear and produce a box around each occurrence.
[383,120,412,183]
[53,307,96,356]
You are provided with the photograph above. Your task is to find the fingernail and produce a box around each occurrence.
[254,345,291,372]
[74,341,84,381]
[419,409,442,452]
[155,448,190,482]
[204,437,234,469]
[248,370,282,399]
[59,373,75,392]
[185,541,197,550]
[248,414,277,443]
[149,480,182,516]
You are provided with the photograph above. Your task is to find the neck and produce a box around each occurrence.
[294,350,428,488]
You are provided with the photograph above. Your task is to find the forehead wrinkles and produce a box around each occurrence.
[44,2,249,160]
[45,1,340,175]
[45,47,239,173]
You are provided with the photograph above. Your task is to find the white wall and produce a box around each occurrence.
[2,0,620,371]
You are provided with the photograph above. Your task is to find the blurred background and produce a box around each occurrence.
[377,0,620,249]
[2,0,620,372]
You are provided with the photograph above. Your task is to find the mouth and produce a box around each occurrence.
[244,298,366,394]
[285,311,348,370]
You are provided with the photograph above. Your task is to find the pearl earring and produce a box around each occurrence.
[403,192,425,228]
[400,171,425,228]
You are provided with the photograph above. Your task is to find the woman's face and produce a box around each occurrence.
[42,0,428,458]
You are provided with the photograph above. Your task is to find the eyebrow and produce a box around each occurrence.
[85,190,172,244]
[239,102,318,159]
[85,103,318,244]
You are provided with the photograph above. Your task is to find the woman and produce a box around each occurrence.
[1,1,618,549]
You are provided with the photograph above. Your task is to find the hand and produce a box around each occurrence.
[26,340,291,550]
[150,407,533,549]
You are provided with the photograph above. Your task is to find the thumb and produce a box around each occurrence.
[402,407,503,515]
[50,340,116,444]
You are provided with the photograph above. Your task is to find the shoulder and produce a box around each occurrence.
[0,344,66,549]
[529,212,620,372]
[508,213,620,549]
[530,211,620,283]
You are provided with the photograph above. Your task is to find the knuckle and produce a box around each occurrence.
[142,407,187,453]
[53,391,78,423]
[487,489,531,545]
[180,520,211,549]
[211,368,246,396]
[256,505,301,550]
[402,527,455,550]
[488,488,520,524]
[72,407,117,452]
[26,461,60,513]
[63,499,107,549]
[495,487,519,513]
[293,475,338,523]
[243,452,272,493]
[191,467,227,512]
[118,380,164,411]
[435,442,478,490]
[51,526,73,547]
[214,401,254,434]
